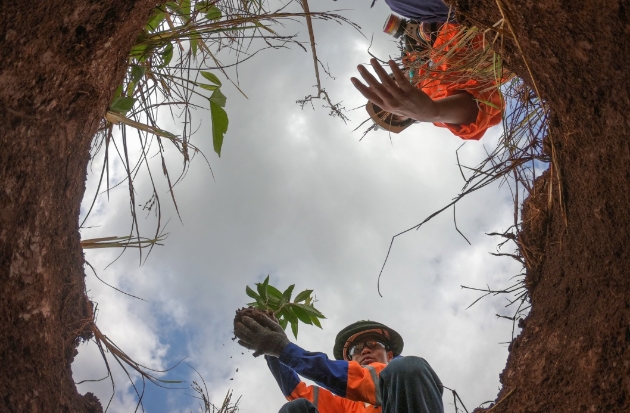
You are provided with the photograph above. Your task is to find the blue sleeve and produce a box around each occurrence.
[277,343,349,398]
[383,0,454,22]
[265,356,301,397]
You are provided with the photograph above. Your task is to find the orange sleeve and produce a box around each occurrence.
[290,382,369,413]
[417,23,503,140]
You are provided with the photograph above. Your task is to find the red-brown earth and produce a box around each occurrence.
[1,1,158,412]
[457,0,630,411]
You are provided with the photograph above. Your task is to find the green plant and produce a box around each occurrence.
[245,275,325,338]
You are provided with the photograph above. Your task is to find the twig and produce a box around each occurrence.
[485,387,516,412]
[296,0,349,122]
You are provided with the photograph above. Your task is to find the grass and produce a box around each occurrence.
[189,369,241,413]
[82,0,357,262]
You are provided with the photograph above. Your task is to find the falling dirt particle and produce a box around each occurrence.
[230,378,233,381]
[230,356,232,358]
[236,368,239,372]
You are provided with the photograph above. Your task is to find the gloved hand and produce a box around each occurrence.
[234,314,290,357]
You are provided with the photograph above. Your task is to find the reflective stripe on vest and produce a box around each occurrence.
[313,386,319,409]
[365,365,382,406]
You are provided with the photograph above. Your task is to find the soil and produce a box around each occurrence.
[455,0,630,411]
[0,1,158,412]
[234,307,276,327]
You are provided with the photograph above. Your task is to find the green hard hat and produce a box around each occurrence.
[333,320,404,360]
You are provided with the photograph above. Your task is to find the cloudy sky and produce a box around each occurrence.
[74,1,527,412]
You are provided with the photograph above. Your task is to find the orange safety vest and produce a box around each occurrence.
[412,23,504,140]
[267,344,388,413]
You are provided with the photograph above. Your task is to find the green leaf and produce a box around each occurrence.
[290,319,298,339]
[130,44,148,59]
[279,318,288,330]
[146,10,165,31]
[195,1,210,11]
[201,71,222,86]
[248,289,266,309]
[256,279,267,302]
[160,43,174,67]
[198,84,218,92]
[109,97,137,114]
[205,6,222,20]
[293,289,313,303]
[254,296,266,308]
[190,36,198,57]
[310,315,323,329]
[265,297,280,312]
[165,1,179,12]
[113,83,123,99]
[130,65,145,83]
[282,307,297,323]
[245,285,260,300]
[294,303,325,318]
[267,285,283,300]
[290,305,313,325]
[210,100,228,157]
[282,284,295,303]
[210,88,227,107]
[179,0,191,21]
[126,81,136,96]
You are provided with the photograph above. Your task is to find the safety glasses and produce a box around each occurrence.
[347,340,387,359]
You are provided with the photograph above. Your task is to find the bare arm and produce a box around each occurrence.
[350,58,479,126]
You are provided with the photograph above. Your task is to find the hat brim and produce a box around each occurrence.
[333,321,404,360]
[366,102,415,133]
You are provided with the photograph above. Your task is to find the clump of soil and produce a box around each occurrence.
[233,307,275,330]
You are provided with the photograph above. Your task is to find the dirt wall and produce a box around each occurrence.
[0,1,158,411]
[457,0,630,411]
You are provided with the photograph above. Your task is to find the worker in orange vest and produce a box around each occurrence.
[353,1,503,139]
[234,316,444,413]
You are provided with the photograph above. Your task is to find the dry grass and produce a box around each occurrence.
[189,368,241,413]
[82,0,357,262]
[373,18,549,331]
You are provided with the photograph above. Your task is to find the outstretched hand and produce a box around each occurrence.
[351,58,479,126]
[351,58,438,123]
[234,314,290,358]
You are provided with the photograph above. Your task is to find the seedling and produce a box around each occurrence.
[238,275,325,339]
